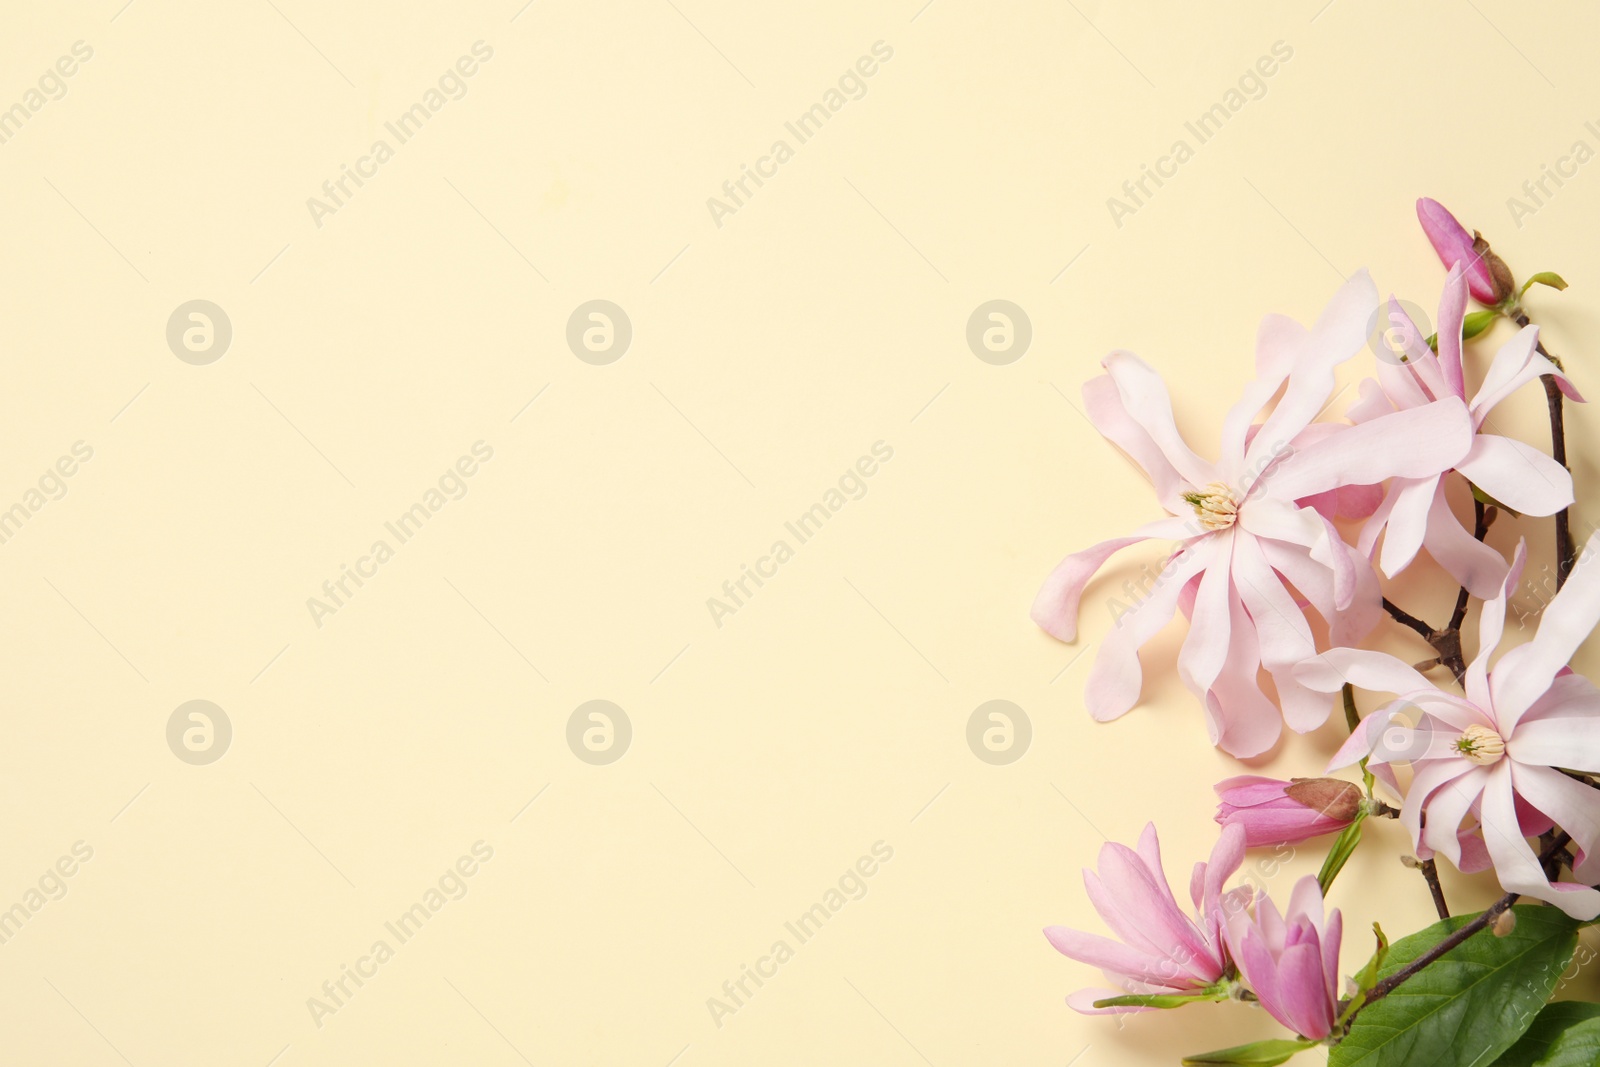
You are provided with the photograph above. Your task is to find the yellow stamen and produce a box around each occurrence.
[1183,482,1239,531]
[1455,723,1506,766]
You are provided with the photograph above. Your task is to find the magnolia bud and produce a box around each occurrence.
[1471,232,1517,305]
[1284,777,1364,822]
[1215,776,1361,848]
[1493,910,1517,938]
[1417,198,1499,304]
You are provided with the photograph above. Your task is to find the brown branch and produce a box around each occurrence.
[1418,858,1450,920]
[1382,598,1435,640]
[1381,598,1467,684]
[1512,310,1576,588]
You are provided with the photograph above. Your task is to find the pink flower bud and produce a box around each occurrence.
[1214,775,1360,848]
[1417,198,1505,304]
[1224,877,1342,1039]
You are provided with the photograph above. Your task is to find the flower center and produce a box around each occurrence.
[1454,723,1506,766]
[1183,482,1240,531]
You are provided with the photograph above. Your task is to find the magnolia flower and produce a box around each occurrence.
[1032,271,1476,756]
[1352,265,1581,597]
[1416,197,1507,305]
[1045,823,1247,1013]
[1224,876,1342,1040]
[1215,776,1362,848]
[1297,533,1600,920]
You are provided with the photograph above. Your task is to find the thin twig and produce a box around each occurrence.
[1381,598,1435,640]
[1418,858,1450,919]
[1511,309,1575,587]
[1358,833,1570,1011]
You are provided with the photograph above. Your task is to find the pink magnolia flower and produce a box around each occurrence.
[1297,532,1600,920]
[1224,876,1342,1040]
[1352,265,1581,597]
[1215,776,1362,848]
[1031,271,1476,756]
[1045,823,1247,1013]
[1416,197,1501,305]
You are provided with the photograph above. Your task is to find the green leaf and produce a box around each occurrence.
[1493,1002,1600,1066]
[1338,924,1393,1026]
[1090,989,1226,1010]
[1521,272,1569,297]
[1463,309,1500,339]
[1317,811,1366,894]
[1331,905,1580,1067]
[1183,1038,1318,1066]
[1355,923,1390,993]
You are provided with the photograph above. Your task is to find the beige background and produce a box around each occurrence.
[3,1,1598,1063]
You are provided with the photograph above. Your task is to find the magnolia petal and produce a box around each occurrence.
[1465,539,1526,706]
[1277,940,1335,1040]
[1455,434,1574,517]
[1324,708,1393,771]
[1045,925,1176,987]
[1377,476,1439,579]
[1493,529,1600,726]
[1470,324,1579,420]
[1375,347,1436,410]
[1219,319,1299,483]
[1511,764,1600,868]
[1244,271,1377,470]
[1423,487,1510,601]
[1273,940,1337,1043]
[1356,479,1401,558]
[1480,763,1600,920]
[1436,264,1468,400]
[1421,766,1490,868]
[1102,351,1217,490]
[1084,870,1183,964]
[1085,540,1214,720]
[1095,842,1217,976]
[1310,512,1358,611]
[1267,398,1472,502]
[1204,588,1285,757]
[1402,759,1476,851]
[1238,496,1322,548]
[1512,672,1600,771]
[1178,531,1236,695]
[1030,516,1197,641]
[1204,823,1247,917]
[1346,377,1396,424]
[1330,540,1383,647]
[1320,908,1343,1008]
[1294,647,1433,697]
[1385,294,1448,399]
[1083,374,1187,510]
